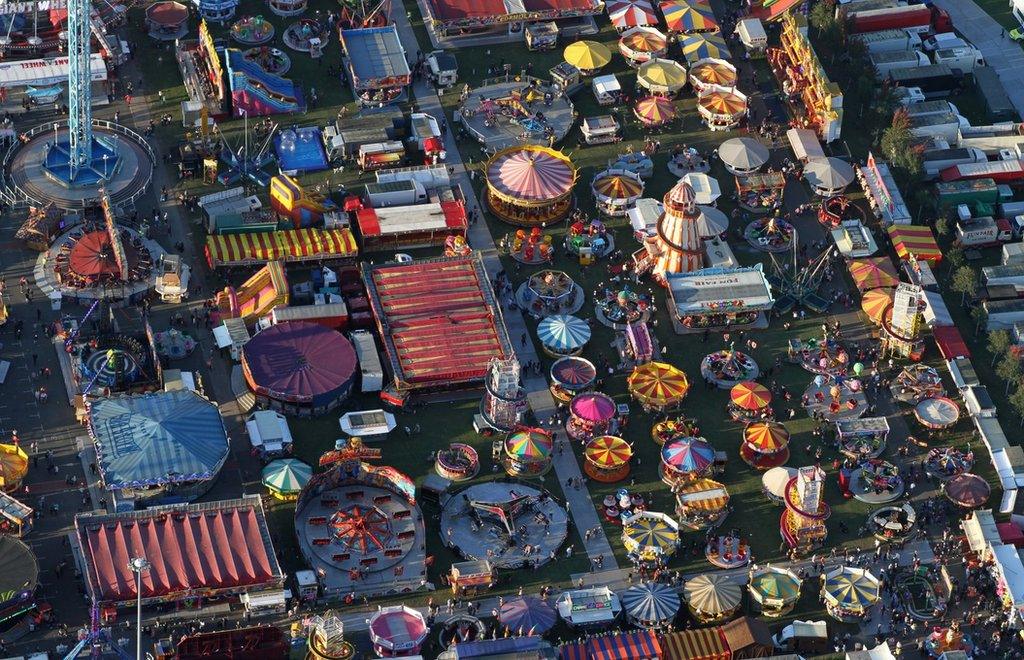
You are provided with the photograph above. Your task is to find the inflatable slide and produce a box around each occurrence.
[227,49,305,117]
[269,174,339,228]
[215,260,289,323]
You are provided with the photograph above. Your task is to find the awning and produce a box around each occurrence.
[888,225,942,262]
[786,128,825,161]
[992,543,1024,613]
[962,509,1000,553]
[661,628,729,660]
[932,325,970,359]
[584,631,660,659]
[922,290,953,327]
[206,229,358,267]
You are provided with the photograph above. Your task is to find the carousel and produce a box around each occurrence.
[914,397,960,430]
[620,582,680,628]
[836,417,890,460]
[821,566,881,622]
[435,443,480,482]
[888,362,942,403]
[861,288,894,326]
[537,315,591,357]
[719,137,769,176]
[701,350,760,388]
[369,607,428,657]
[509,227,554,264]
[261,458,312,501]
[48,220,159,300]
[866,503,917,543]
[622,511,679,565]
[634,96,677,128]
[744,215,796,252]
[637,59,688,96]
[675,478,729,530]
[944,473,990,509]
[564,40,612,75]
[762,466,797,505]
[565,219,614,259]
[667,147,712,176]
[0,444,28,492]
[592,169,645,217]
[729,381,773,422]
[485,146,576,226]
[849,257,899,292]
[627,361,689,411]
[845,458,904,503]
[706,533,749,569]
[683,573,742,624]
[601,487,647,526]
[689,58,737,93]
[230,15,275,44]
[438,615,486,650]
[697,86,748,130]
[566,392,618,440]
[819,194,867,228]
[803,376,869,421]
[583,436,633,482]
[781,466,830,552]
[594,283,653,329]
[268,0,306,17]
[440,482,568,569]
[741,421,791,469]
[243,46,292,75]
[925,446,974,480]
[619,26,669,66]
[651,415,700,445]
[283,18,324,52]
[549,356,597,401]
[516,269,585,316]
[790,333,852,376]
[501,427,554,477]
[748,566,802,617]
[660,436,715,487]
[498,597,556,636]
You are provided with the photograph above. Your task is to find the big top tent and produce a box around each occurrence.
[89,389,230,490]
[679,32,731,63]
[888,224,942,262]
[242,321,358,409]
[848,257,899,292]
[607,0,658,28]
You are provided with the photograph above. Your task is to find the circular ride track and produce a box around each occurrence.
[4,121,154,210]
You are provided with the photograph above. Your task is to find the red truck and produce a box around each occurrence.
[845,5,952,35]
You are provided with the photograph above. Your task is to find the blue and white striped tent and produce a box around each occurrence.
[537,314,591,354]
[89,390,230,490]
[620,582,680,626]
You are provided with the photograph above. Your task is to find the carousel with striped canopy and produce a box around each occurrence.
[583,435,633,482]
[485,145,576,226]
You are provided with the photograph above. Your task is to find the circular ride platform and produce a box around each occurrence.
[439,481,568,569]
[5,122,153,210]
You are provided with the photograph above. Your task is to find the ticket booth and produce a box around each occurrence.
[449,560,495,596]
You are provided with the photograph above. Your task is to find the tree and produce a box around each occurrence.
[809,0,838,36]
[997,355,1022,396]
[1009,383,1024,427]
[945,246,965,282]
[951,266,977,305]
[880,109,924,184]
[988,330,1012,366]
[934,215,951,239]
[972,305,989,338]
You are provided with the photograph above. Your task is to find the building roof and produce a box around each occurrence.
[666,265,775,315]
[426,0,599,23]
[75,498,283,606]
[89,390,229,490]
[339,26,411,89]
[720,616,773,652]
[362,255,513,391]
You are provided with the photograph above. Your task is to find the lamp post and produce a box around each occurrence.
[129,557,150,660]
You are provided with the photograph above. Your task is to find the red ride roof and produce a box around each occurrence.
[76,500,283,605]
[428,0,507,21]
[362,256,512,390]
[932,325,971,360]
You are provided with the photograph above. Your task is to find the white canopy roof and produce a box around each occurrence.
[962,509,1000,553]
[992,543,1024,614]
[0,53,106,86]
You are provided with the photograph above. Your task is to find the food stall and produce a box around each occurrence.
[0,491,33,537]
[525,22,559,51]
[581,115,622,145]
[592,74,622,105]
[735,172,786,213]
[555,587,622,629]
[449,560,495,596]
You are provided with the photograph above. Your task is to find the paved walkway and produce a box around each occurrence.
[933,0,1024,118]
[388,13,617,569]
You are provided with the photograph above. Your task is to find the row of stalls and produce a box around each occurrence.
[962,510,1024,630]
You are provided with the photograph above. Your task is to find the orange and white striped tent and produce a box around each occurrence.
[661,628,730,660]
